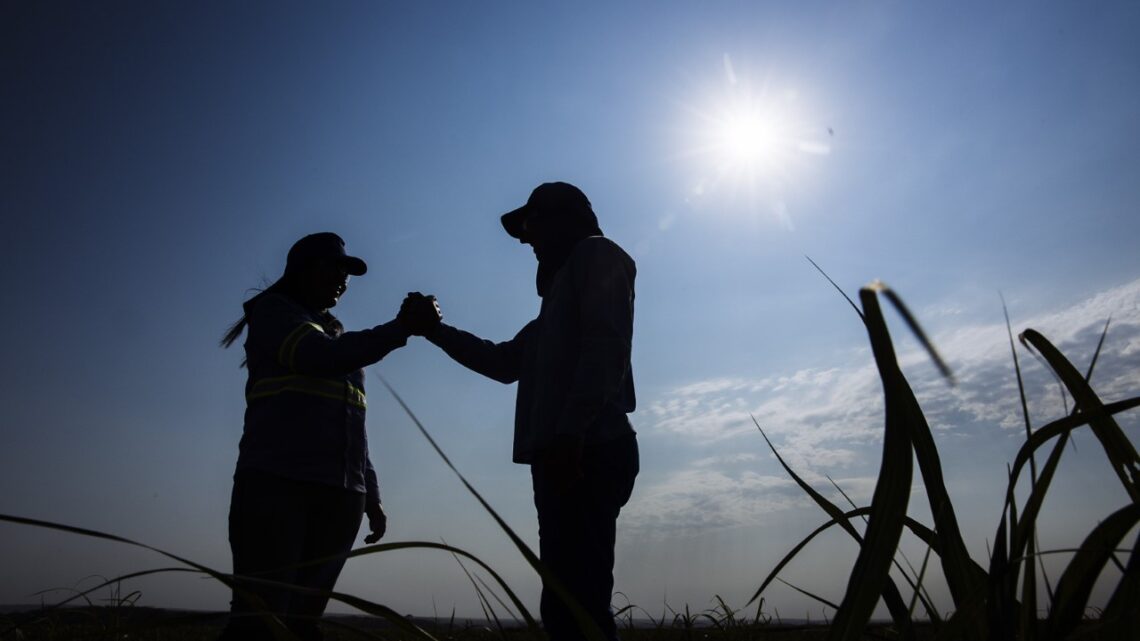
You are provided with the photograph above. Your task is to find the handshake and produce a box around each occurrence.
[398,292,443,336]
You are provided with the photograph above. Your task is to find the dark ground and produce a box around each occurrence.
[0,606,928,641]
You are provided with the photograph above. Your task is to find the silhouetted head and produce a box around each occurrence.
[221,232,364,351]
[502,182,603,296]
[501,182,601,254]
[284,232,367,310]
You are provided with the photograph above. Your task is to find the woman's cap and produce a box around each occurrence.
[286,232,368,276]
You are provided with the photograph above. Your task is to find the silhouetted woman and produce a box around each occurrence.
[218,232,411,641]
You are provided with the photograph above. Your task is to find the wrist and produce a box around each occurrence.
[417,321,444,342]
[394,316,414,337]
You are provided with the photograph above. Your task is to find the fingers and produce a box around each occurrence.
[364,510,387,543]
[398,292,443,336]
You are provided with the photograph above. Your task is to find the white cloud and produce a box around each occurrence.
[621,462,885,537]
[652,276,1140,445]
[631,277,1140,536]
[691,453,759,467]
[906,277,1140,432]
[622,468,803,535]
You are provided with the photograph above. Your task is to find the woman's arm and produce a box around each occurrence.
[247,294,410,376]
[363,457,386,543]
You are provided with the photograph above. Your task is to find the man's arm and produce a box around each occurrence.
[398,292,530,384]
[425,321,534,384]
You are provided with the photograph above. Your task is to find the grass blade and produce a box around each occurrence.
[1007,396,1140,491]
[1097,524,1140,637]
[878,285,954,383]
[827,475,941,622]
[233,574,439,641]
[752,422,917,640]
[909,540,937,621]
[871,284,986,612]
[1019,329,1140,503]
[374,372,604,641]
[1035,531,1057,613]
[0,513,300,641]
[26,568,197,611]
[776,577,840,612]
[343,540,536,631]
[1002,294,1037,483]
[805,255,863,321]
[825,285,917,641]
[0,516,552,641]
[1020,525,1039,641]
[931,590,988,641]
[1008,431,1070,582]
[455,554,504,638]
[0,567,203,638]
[985,508,1014,640]
[1043,503,1140,639]
[753,503,965,626]
[1084,317,1111,384]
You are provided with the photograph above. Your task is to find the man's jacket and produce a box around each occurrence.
[428,236,636,464]
[238,292,408,501]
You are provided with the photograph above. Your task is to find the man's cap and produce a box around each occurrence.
[286,232,367,276]
[501,182,593,239]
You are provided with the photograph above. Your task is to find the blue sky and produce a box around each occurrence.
[2,0,1138,620]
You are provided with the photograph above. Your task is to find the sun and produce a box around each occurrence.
[712,104,792,172]
[697,86,821,187]
[677,54,831,217]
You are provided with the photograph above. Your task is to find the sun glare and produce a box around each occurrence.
[677,54,831,222]
[700,91,819,186]
[715,107,788,169]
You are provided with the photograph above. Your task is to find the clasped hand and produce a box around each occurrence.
[399,292,443,335]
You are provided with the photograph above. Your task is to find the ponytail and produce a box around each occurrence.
[220,278,287,349]
[219,276,343,358]
[219,314,250,349]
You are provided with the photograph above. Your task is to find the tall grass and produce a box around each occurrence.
[748,264,1139,641]
[2,267,1137,640]
[0,376,606,641]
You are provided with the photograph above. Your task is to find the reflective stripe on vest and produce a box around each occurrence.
[278,322,323,371]
[247,375,367,409]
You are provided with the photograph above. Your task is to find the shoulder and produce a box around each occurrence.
[247,292,313,327]
[571,236,635,271]
[248,292,295,316]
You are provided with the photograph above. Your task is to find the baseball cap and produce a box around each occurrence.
[286,232,367,276]
[501,182,594,239]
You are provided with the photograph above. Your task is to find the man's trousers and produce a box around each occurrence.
[532,433,639,641]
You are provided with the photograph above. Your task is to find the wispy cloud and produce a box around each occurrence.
[627,277,1140,536]
[623,462,883,537]
[626,468,801,535]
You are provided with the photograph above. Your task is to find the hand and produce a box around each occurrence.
[364,501,387,544]
[398,292,443,336]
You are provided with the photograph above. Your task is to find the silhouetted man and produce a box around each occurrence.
[400,182,639,641]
